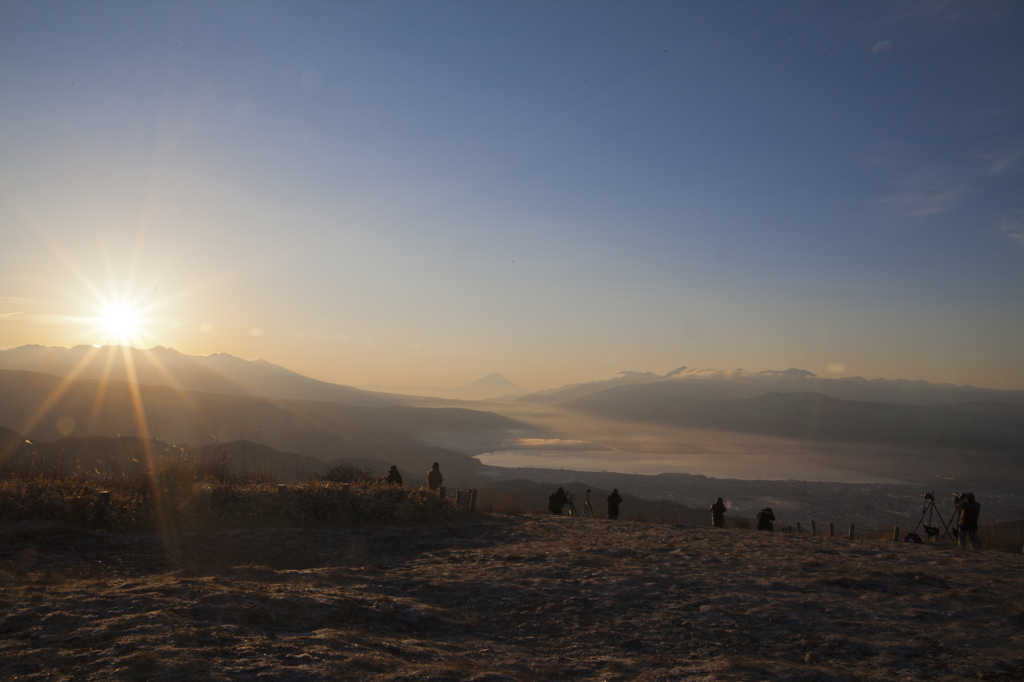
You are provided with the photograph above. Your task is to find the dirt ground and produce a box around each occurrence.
[1,515,1022,681]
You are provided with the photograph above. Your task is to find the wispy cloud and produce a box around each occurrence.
[885,167,968,218]
[1000,216,1024,249]
[982,138,1024,175]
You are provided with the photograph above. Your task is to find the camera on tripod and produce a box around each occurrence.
[906,490,957,544]
[953,492,968,504]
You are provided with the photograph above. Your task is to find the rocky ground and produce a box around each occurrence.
[2,515,1022,681]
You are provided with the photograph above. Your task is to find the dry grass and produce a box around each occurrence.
[0,458,472,532]
[1,515,1022,681]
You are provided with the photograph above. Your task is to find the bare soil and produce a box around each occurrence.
[2,515,1022,681]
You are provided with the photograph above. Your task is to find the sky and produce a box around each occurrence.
[0,1,1022,391]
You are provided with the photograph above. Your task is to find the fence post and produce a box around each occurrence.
[278,484,287,498]
[893,526,900,541]
[456,490,463,506]
[828,522,835,537]
[342,483,350,497]
[848,523,855,540]
[796,522,802,535]
[439,486,446,501]
[811,520,817,536]
[98,490,111,515]
[470,489,478,513]
[199,487,211,513]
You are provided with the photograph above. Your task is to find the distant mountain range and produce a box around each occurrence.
[361,372,528,401]
[0,344,404,407]
[566,386,1024,452]
[524,366,1024,407]
[0,369,527,485]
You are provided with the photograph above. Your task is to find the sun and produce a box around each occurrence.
[96,302,143,343]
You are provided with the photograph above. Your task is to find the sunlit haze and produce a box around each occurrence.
[1,2,1022,390]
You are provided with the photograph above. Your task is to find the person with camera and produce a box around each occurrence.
[548,487,569,515]
[710,497,727,528]
[607,488,623,520]
[955,492,982,550]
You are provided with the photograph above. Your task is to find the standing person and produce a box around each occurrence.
[710,497,727,528]
[548,487,569,515]
[427,462,443,491]
[956,492,982,550]
[385,465,403,486]
[756,507,775,531]
[607,488,623,520]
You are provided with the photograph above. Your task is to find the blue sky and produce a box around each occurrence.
[1,1,1022,390]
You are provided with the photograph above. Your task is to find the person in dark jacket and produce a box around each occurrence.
[607,489,623,520]
[956,492,982,549]
[710,497,727,528]
[756,507,775,531]
[427,462,443,491]
[548,487,568,515]
[385,465,403,486]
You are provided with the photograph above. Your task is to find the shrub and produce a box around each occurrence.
[317,463,376,484]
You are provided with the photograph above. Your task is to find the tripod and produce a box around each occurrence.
[563,493,579,517]
[909,492,957,544]
[582,489,596,518]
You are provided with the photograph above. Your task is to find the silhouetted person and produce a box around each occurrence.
[607,488,623,520]
[756,507,775,531]
[956,492,981,550]
[427,462,443,491]
[385,465,403,486]
[548,487,568,515]
[710,497,727,528]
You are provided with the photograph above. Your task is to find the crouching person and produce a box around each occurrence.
[756,507,775,531]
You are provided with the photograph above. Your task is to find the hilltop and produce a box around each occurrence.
[1,515,1021,680]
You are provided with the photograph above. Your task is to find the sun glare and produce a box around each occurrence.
[97,302,143,343]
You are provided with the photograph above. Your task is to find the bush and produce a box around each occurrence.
[317,463,376,484]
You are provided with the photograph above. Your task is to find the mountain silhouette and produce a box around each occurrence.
[0,344,405,407]
[565,387,1024,452]
[361,372,528,401]
[0,369,527,485]
[525,367,1024,407]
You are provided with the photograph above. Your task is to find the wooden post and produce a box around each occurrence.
[893,526,900,541]
[796,522,802,535]
[811,520,817,536]
[470,489,478,513]
[342,483,350,496]
[466,489,474,508]
[828,522,835,537]
[278,484,287,498]
[199,487,211,513]
[848,523,855,540]
[98,490,111,515]
[439,486,446,500]
[456,490,463,506]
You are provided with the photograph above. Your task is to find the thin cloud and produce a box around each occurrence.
[1000,217,1024,248]
[884,166,968,218]
[871,41,892,55]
